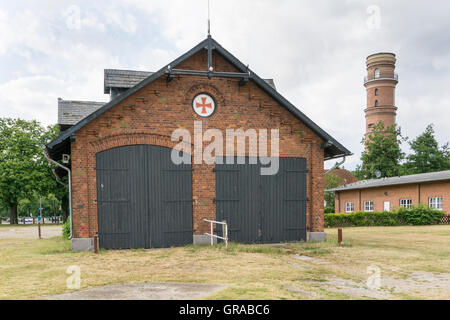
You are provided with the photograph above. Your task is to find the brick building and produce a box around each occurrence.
[327,169,358,186]
[45,36,350,250]
[328,170,450,213]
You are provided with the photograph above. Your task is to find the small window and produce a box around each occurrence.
[429,197,443,210]
[374,68,380,78]
[400,199,413,209]
[345,202,354,213]
[364,201,374,212]
[375,100,379,107]
[375,88,379,96]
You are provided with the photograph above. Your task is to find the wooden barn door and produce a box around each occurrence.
[215,157,307,244]
[96,145,193,249]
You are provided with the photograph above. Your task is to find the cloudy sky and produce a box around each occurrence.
[1,0,449,169]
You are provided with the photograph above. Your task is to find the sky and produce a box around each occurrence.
[0,0,449,170]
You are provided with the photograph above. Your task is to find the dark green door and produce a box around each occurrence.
[96,145,193,249]
[215,157,307,243]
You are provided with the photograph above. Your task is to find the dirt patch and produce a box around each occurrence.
[288,262,310,270]
[283,285,322,298]
[46,282,228,300]
[290,254,314,262]
[321,271,450,299]
[0,225,61,239]
[383,272,450,294]
[323,277,391,299]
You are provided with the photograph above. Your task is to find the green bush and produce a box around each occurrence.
[62,219,70,239]
[325,205,444,228]
[324,206,335,214]
[396,204,444,225]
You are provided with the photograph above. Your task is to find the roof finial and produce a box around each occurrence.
[207,0,211,36]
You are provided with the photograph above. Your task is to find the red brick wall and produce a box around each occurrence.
[334,181,450,213]
[70,49,326,239]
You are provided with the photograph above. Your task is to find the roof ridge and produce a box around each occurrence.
[58,99,106,104]
[327,169,450,192]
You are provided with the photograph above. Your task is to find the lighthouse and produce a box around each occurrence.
[364,52,399,141]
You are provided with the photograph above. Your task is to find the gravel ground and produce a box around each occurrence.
[46,282,228,300]
[0,225,62,239]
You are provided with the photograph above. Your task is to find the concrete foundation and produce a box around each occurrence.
[307,232,327,242]
[193,234,217,245]
[72,238,94,251]
[71,233,325,250]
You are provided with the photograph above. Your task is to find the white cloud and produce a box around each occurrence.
[104,8,138,34]
[0,75,64,123]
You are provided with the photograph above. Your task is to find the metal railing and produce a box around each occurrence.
[364,73,398,83]
[204,219,228,247]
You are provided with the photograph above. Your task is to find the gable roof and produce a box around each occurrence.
[58,99,106,126]
[328,169,359,186]
[46,36,351,160]
[104,68,277,93]
[327,170,450,192]
[104,69,154,94]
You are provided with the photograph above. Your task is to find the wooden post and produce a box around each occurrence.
[338,228,343,246]
[38,221,41,239]
[93,233,99,254]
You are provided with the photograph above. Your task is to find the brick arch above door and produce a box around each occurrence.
[89,132,193,155]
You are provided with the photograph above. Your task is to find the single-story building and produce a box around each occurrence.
[328,170,450,213]
[45,36,350,250]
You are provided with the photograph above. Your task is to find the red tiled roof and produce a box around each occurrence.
[329,169,358,186]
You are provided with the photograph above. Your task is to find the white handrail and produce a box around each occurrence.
[204,219,228,247]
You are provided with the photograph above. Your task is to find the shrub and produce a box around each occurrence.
[324,206,335,214]
[62,219,70,239]
[396,204,444,225]
[325,205,445,228]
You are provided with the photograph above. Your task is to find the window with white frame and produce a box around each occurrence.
[364,201,374,212]
[429,197,443,210]
[374,68,380,78]
[400,199,412,209]
[345,202,354,213]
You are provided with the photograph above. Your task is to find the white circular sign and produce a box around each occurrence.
[192,93,216,118]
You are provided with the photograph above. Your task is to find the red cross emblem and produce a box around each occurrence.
[196,97,212,114]
[192,94,215,117]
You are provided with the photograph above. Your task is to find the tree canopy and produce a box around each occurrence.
[355,121,406,180]
[404,124,450,174]
[324,172,343,213]
[0,118,62,223]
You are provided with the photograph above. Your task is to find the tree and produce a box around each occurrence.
[355,121,406,180]
[404,124,450,174]
[18,193,62,219]
[0,118,61,224]
[324,173,343,213]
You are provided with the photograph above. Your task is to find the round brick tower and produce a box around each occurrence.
[364,53,398,141]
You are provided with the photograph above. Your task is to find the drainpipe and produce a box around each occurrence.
[43,147,73,240]
[325,156,346,175]
[52,169,68,188]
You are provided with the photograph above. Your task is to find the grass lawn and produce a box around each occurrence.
[0,225,449,300]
